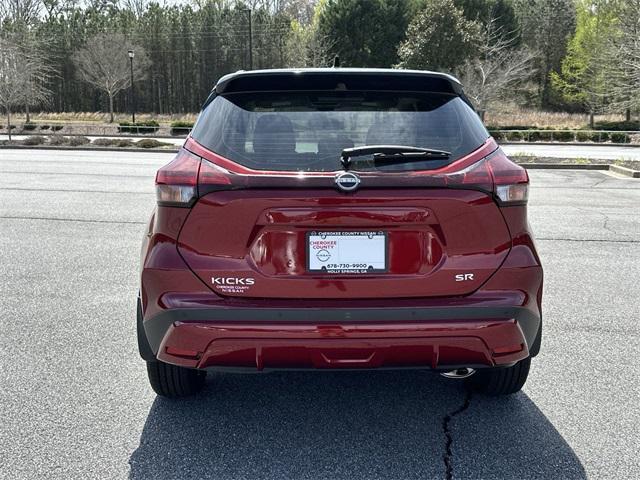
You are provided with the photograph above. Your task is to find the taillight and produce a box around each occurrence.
[155,149,200,206]
[486,149,529,205]
[198,158,233,195]
[155,148,232,207]
[443,149,528,205]
[444,157,493,192]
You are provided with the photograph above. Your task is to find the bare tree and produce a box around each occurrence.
[281,0,318,25]
[0,38,53,142]
[0,0,41,25]
[120,0,149,18]
[73,33,149,123]
[601,0,640,117]
[284,21,334,68]
[457,18,537,120]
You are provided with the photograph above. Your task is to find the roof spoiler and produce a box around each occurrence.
[214,69,464,96]
[201,69,475,112]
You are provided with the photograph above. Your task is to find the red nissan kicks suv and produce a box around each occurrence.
[138,69,543,398]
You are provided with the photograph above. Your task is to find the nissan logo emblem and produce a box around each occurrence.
[335,172,361,192]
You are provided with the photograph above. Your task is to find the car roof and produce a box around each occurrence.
[213,68,464,96]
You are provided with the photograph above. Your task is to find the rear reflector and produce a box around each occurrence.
[493,343,524,355]
[165,346,201,359]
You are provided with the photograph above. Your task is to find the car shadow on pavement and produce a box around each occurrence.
[128,371,585,480]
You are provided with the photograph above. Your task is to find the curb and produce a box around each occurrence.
[519,163,609,170]
[609,164,640,178]
[519,163,639,177]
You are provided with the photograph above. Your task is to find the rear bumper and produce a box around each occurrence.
[142,305,540,371]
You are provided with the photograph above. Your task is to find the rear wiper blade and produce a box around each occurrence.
[340,145,450,169]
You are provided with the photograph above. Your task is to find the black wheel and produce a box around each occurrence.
[466,357,531,396]
[146,360,206,398]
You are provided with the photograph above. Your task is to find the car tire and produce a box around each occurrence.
[146,360,206,398]
[466,357,531,396]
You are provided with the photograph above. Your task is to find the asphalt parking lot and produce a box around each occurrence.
[0,149,638,480]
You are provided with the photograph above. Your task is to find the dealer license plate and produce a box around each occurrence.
[307,231,387,274]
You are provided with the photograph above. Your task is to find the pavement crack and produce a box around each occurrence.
[600,212,631,238]
[442,390,472,480]
[574,207,630,238]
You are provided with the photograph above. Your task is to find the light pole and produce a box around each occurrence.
[247,9,252,70]
[128,50,136,124]
[239,8,252,70]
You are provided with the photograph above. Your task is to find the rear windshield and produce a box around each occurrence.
[191,91,489,172]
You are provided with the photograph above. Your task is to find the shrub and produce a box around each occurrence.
[506,131,524,141]
[488,130,505,141]
[40,124,50,130]
[593,120,640,131]
[48,136,70,145]
[22,135,46,145]
[576,131,609,142]
[118,121,160,134]
[576,131,593,142]
[527,131,553,142]
[610,132,630,143]
[136,138,171,149]
[68,136,90,146]
[91,138,117,147]
[553,131,575,142]
[51,125,63,131]
[170,121,194,136]
[23,122,37,131]
[90,138,136,148]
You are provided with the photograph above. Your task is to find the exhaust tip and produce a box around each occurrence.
[440,367,476,379]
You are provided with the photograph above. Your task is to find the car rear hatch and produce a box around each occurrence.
[157,70,526,300]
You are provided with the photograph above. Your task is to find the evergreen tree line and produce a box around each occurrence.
[1,0,638,119]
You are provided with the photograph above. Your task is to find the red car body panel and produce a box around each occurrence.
[177,188,511,299]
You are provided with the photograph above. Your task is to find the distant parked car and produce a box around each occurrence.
[138,68,543,397]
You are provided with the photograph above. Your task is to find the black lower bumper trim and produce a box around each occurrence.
[141,306,541,357]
